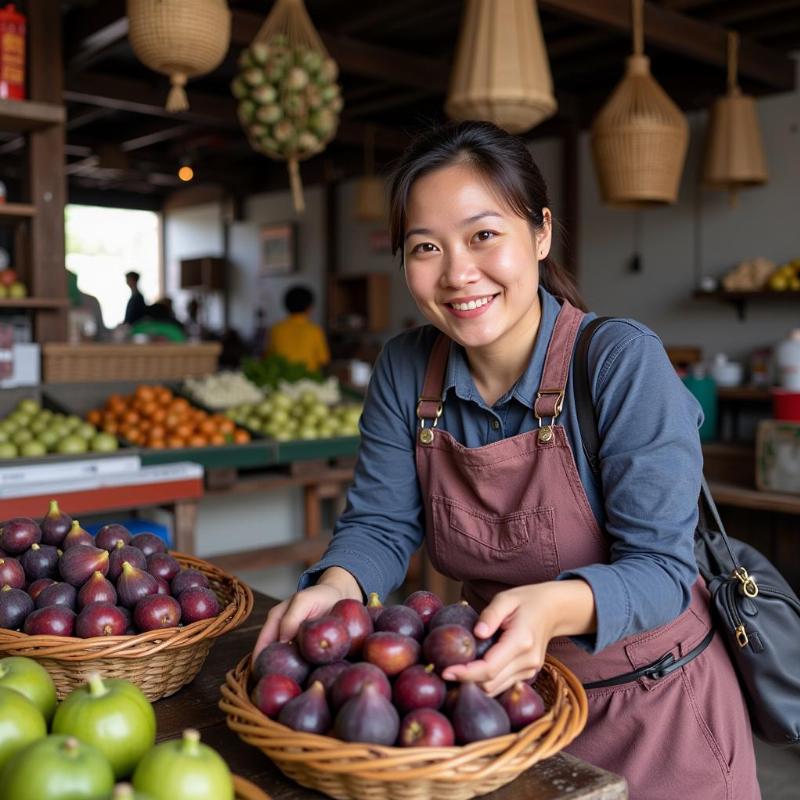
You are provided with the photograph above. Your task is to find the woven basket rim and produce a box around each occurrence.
[0,552,253,660]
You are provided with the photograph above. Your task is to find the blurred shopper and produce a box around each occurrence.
[266,285,330,372]
[124,270,147,325]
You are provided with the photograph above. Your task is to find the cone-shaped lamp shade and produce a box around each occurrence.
[446,0,557,134]
[355,175,387,222]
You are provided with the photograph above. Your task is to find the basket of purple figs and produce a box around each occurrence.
[219,592,588,800]
[0,509,253,701]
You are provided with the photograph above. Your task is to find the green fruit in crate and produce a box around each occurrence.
[132,728,233,800]
[57,435,88,455]
[91,432,118,452]
[0,442,17,458]
[0,686,47,771]
[11,428,32,445]
[0,734,115,800]
[20,440,47,457]
[17,399,39,415]
[52,673,156,779]
[75,423,97,441]
[0,656,57,723]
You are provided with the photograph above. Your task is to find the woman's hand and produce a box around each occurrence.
[442,580,596,696]
[251,567,363,664]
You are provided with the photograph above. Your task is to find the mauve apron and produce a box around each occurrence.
[415,300,759,800]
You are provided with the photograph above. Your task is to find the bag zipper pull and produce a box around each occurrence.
[733,566,759,598]
[735,624,749,648]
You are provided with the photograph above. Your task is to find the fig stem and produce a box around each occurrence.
[87,672,108,697]
[48,499,60,516]
[182,728,201,754]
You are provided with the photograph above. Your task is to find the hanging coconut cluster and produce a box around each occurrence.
[230,0,342,212]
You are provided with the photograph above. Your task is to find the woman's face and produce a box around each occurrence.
[403,163,551,356]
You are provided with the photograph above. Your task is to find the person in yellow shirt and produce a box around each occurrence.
[266,286,330,372]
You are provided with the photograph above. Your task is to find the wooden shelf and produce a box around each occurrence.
[708,479,800,516]
[693,289,800,320]
[0,203,35,219]
[0,98,65,132]
[717,386,772,402]
[0,297,69,309]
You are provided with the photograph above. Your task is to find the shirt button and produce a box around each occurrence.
[491,419,500,430]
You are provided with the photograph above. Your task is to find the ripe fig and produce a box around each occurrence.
[154,577,171,595]
[365,591,384,623]
[77,571,117,609]
[375,605,425,642]
[75,602,127,637]
[393,663,446,713]
[94,523,131,552]
[362,631,420,676]
[59,544,109,587]
[334,682,399,745]
[116,605,132,628]
[35,581,77,611]
[133,594,181,631]
[0,557,25,589]
[146,552,181,582]
[178,586,220,624]
[329,597,373,657]
[116,562,158,609]
[404,590,444,628]
[252,641,310,686]
[474,629,500,660]
[451,682,510,744]
[443,684,460,715]
[297,616,351,665]
[108,543,147,581]
[129,532,167,557]
[61,520,94,550]
[398,708,455,747]
[307,660,350,693]
[329,662,391,711]
[26,577,55,601]
[498,681,546,730]
[24,605,76,636]
[0,584,34,629]
[251,673,301,718]
[422,624,476,673]
[170,568,210,596]
[40,499,72,547]
[277,680,330,734]
[429,600,478,632]
[20,543,59,582]
[0,517,41,554]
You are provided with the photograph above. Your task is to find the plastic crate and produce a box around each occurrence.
[82,518,171,548]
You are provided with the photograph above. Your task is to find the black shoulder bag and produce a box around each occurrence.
[575,317,800,747]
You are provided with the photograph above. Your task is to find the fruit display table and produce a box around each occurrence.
[153,590,629,799]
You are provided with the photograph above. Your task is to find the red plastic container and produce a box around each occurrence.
[771,388,800,422]
[0,4,25,100]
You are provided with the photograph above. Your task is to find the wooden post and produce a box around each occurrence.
[561,123,580,282]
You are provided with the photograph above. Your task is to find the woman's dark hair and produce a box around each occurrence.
[388,121,585,311]
[284,285,314,313]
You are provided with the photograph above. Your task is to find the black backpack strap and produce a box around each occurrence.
[573,316,614,480]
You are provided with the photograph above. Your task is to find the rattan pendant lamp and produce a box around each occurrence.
[445,0,557,134]
[355,126,386,222]
[590,0,688,206]
[703,31,768,203]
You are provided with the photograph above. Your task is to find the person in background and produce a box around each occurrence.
[124,271,147,325]
[266,285,330,372]
[130,297,186,342]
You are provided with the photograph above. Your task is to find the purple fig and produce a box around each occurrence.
[297,616,351,665]
[329,662,391,711]
[133,594,181,631]
[75,602,127,638]
[404,590,444,628]
[334,682,399,745]
[59,544,109,587]
[474,630,500,660]
[77,571,117,609]
[170,569,209,596]
[0,517,41,554]
[398,708,455,747]
[27,577,55,601]
[362,632,420,676]
[329,598,373,657]
[154,577,170,595]
[94,523,131,552]
[498,681,546,730]
[277,680,330,734]
[366,592,384,623]
[108,544,146,582]
[375,605,425,642]
[116,561,158,608]
[422,624,476,673]
[393,664,446,713]
[307,661,350,693]
[116,605,132,628]
[251,673,302,719]
[20,543,59,582]
[24,605,76,636]
[129,532,166,557]
[178,586,219,624]
[146,552,180,582]
[451,682,510,744]
[252,641,310,686]
[40,500,72,547]
[61,520,94,550]
[429,601,479,632]
[35,581,77,611]
[0,584,34,629]
[0,557,25,590]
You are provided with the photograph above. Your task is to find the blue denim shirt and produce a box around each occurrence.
[299,288,703,654]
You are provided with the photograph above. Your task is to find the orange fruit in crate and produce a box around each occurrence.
[87,409,102,427]
[122,410,140,426]
[166,435,185,449]
[187,434,207,448]
[155,387,173,404]
[150,407,167,424]
[217,418,235,435]
[209,433,226,446]
[233,429,250,444]
[135,385,156,403]
[199,418,217,437]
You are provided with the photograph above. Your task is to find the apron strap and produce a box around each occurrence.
[418,333,450,421]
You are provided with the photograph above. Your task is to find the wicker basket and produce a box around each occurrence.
[0,553,253,701]
[220,654,588,800]
[233,774,272,800]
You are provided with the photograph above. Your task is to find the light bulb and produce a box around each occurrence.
[178,165,194,182]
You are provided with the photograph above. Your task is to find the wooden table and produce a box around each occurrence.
[154,591,628,800]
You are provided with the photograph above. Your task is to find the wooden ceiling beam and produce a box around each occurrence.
[121,122,200,153]
[64,0,128,74]
[710,0,800,26]
[538,0,795,90]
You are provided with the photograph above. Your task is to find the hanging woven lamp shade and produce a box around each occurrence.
[127,0,231,112]
[590,0,688,206]
[703,32,767,196]
[355,126,386,221]
[446,0,557,134]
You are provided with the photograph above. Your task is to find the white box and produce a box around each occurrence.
[0,343,40,388]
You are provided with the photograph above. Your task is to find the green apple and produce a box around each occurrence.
[0,657,57,723]
[7,282,27,299]
[0,442,17,458]
[56,435,88,455]
[20,441,46,458]
[0,686,47,772]
[75,423,97,441]
[11,429,32,446]
[16,399,39,415]
[90,433,118,453]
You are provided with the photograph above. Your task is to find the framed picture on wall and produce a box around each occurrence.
[260,223,296,275]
